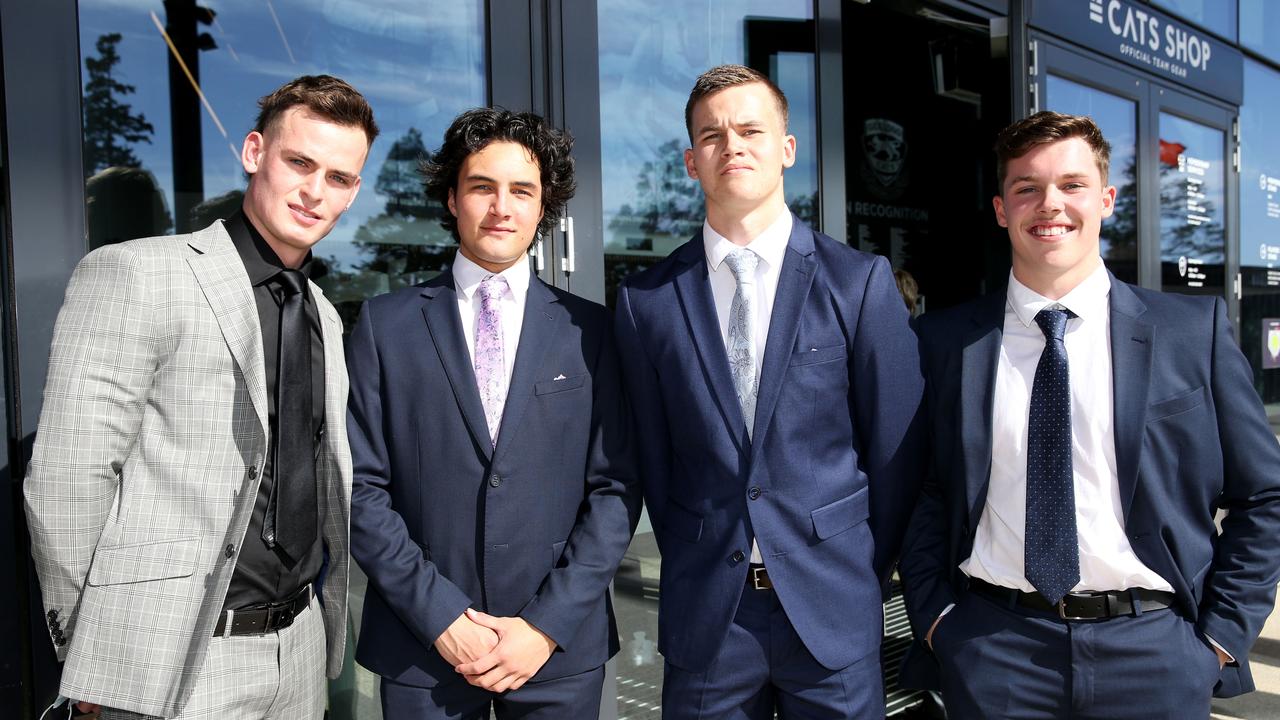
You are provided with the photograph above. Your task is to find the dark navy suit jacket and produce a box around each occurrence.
[347,268,640,688]
[614,216,925,672]
[898,275,1280,698]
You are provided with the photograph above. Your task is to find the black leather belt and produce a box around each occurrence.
[969,578,1174,620]
[214,585,312,637]
[746,564,773,590]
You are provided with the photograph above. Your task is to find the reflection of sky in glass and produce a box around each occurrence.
[1241,59,1280,269]
[78,0,485,270]
[1241,0,1280,66]
[597,0,815,253]
[1046,74,1136,265]
[1149,0,1236,41]
[1158,112,1224,264]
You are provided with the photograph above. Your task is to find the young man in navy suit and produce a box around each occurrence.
[899,111,1280,718]
[347,108,640,719]
[615,64,924,718]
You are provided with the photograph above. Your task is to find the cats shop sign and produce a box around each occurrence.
[1031,0,1242,105]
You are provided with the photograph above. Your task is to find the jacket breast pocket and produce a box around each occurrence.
[534,373,587,396]
[1148,385,1206,422]
[811,487,869,540]
[87,536,200,587]
[790,344,847,368]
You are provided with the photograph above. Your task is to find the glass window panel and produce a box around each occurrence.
[596,1,815,714]
[1149,0,1236,41]
[1045,74,1138,284]
[1239,59,1280,405]
[77,1,486,330]
[1240,0,1280,66]
[1158,112,1225,297]
[597,0,817,310]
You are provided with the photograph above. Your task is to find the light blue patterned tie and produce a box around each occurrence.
[724,248,760,438]
[475,276,507,447]
[1025,307,1080,605]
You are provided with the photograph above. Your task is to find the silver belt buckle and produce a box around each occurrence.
[1057,594,1091,621]
[750,566,770,590]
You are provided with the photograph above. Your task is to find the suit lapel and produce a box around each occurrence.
[312,284,350,505]
[1108,277,1152,522]
[492,275,559,462]
[750,219,816,461]
[672,235,750,455]
[421,272,494,461]
[961,292,1006,529]
[187,222,269,439]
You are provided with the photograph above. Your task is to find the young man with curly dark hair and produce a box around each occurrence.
[346,107,641,719]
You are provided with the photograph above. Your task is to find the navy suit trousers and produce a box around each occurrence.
[380,665,606,720]
[934,590,1220,719]
[661,585,884,719]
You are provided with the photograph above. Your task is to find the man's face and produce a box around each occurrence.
[994,137,1116,294]
[684,82,796,216]
[448,141,544,273]
[241,106,369,267]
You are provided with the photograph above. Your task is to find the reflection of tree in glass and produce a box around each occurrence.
[82,33,155,177]
[1158,158,1224,263]
[609,138,701,245]
[788,191,818,228]
[347,128,454,294]
[1101,156,1137,263]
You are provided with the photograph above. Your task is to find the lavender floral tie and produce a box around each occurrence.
[475,275,508,447]
[724,248,760,438]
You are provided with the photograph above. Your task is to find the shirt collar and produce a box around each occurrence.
[704,210,793,272]
[226,210,313,286]
[453,249,532,302]
[1006,261,1112,328]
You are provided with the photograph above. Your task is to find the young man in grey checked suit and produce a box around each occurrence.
[24,75,377,719]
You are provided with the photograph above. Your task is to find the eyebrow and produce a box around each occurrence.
[288,149,358,182]
[463,173,539,189]
[696,119,764,136]
[1008,172,1091,184]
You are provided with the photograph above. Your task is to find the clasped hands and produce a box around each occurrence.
[434,608,557,692]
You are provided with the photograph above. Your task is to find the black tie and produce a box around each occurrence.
[265,268,317,558]
[1025,307,1080,606]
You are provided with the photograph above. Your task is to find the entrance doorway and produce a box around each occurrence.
[842,0,1012,313]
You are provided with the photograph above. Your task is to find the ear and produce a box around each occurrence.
[447,187,458,218]
[684,147,698,180]
[344,176,363,212]
[781,133,797,170]
[993,194,1009,228]
[1100,184,1117,219]
[241,132,265,174]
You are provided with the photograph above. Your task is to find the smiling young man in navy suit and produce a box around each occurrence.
[899,111,1280,718]
[346,108,640,719]
[615,64,924,719]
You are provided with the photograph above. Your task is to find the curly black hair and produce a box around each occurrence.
[422,108,576,242]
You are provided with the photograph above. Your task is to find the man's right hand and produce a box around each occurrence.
[434,612,500,668]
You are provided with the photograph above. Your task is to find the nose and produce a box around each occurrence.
[1037,185,1063,213]
[300,172,324,204]
[490,191,510,217]
[722,130,746,157]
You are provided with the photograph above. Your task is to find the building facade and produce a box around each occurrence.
[2,0,1279,717]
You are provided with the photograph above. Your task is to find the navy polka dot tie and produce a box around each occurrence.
[1025,307,1080,606]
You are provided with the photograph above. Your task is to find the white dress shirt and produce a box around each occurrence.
[453,251,531,398]
[960,262,1173,594]
[704,209,793,563]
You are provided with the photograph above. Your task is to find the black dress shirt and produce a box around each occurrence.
[221,211,326,611]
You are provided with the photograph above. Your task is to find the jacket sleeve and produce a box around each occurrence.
[1199,297,1280,680]
[519,313,643,649]
[24,245,158,660]
[346,299,474,649]
[850,255,926,585]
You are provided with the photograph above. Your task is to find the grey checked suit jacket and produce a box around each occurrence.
[24,220,353,717]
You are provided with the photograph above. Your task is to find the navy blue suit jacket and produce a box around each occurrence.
[615,216,925,672]
[898,276,1280,698]
[347,269,640,688]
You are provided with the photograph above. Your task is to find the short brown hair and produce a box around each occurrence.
[994,111,1110,189]
[254,74,379,146]
[684,64,789,142]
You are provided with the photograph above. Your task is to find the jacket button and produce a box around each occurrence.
[731,550,746,564]
[225,544,236,559]
[248,466,258,480]
[489,475,501,488]
[47,609,58,621]
[55,636,67,647]
[748,486,761,500]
